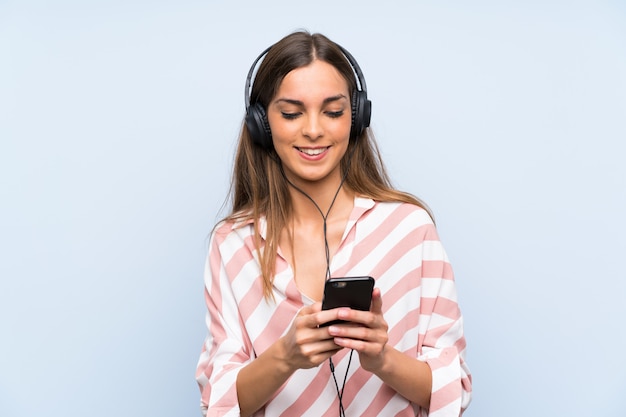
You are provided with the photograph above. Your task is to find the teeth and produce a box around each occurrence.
[298,147,327,156]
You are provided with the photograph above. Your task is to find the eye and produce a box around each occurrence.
[326,110,345,119]
[281,112,301,120]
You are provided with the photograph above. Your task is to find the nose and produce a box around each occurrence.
[301,113,324,140]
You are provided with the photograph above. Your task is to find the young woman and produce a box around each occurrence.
[196,31,472,417]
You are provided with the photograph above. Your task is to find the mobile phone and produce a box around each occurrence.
[320,276,375,326]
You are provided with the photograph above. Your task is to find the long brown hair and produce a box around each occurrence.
[224,31,432,299]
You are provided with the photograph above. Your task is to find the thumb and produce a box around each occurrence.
[370,287,383,314]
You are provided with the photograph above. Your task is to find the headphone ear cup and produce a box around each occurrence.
[245,102,272,149]
[350,90,372,140]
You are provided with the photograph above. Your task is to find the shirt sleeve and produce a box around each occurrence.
[417,224,472,416]
[195,227,254,417]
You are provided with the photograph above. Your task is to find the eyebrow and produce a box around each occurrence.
[274,94,348,106]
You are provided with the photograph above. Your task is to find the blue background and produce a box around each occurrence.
[1,1,625,416]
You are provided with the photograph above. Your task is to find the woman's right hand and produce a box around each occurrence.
[237,303,345,417]
[279,302,344,371]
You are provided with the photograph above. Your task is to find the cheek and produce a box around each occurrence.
[334,120,352,142]
[267,116,293,142]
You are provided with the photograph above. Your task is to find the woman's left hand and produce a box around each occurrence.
[326,287,389,373]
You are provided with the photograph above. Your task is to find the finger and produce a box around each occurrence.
[328,323,374,341]
[329,326,387,356]
[312,308,345,328]
[370,287,383,314]
[335,307,376,327]
[298,303,318,316]
[296,303,325,328]
[293,342,344,369]
[331,335,370,353]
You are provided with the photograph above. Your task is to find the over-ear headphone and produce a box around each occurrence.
[244,43,372,150]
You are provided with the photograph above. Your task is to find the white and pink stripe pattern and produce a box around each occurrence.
[196,197,472,416]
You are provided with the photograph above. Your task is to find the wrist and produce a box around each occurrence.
[273,336,297,376]
[372,345,396,377]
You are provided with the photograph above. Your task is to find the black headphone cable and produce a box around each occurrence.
[278,145,357,416]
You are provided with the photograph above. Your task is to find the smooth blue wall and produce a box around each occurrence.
[1,1,625,416]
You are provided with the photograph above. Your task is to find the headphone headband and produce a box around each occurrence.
[244,40,372,149]
[244,46,271,110]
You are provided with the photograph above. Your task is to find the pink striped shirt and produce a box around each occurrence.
[196,197,472,416]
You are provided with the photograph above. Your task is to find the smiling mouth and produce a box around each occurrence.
[296,147,329,156]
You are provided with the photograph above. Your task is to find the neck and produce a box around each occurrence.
[280,145,357,224]
[288,182,353,223]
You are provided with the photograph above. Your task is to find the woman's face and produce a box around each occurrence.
[267,59,352,189]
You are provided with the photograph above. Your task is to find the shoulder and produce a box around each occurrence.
[364,198,434,227]
[210,215,257,247]
[353,198,438,242]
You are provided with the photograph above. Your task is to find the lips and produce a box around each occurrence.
[296,146,329,156]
